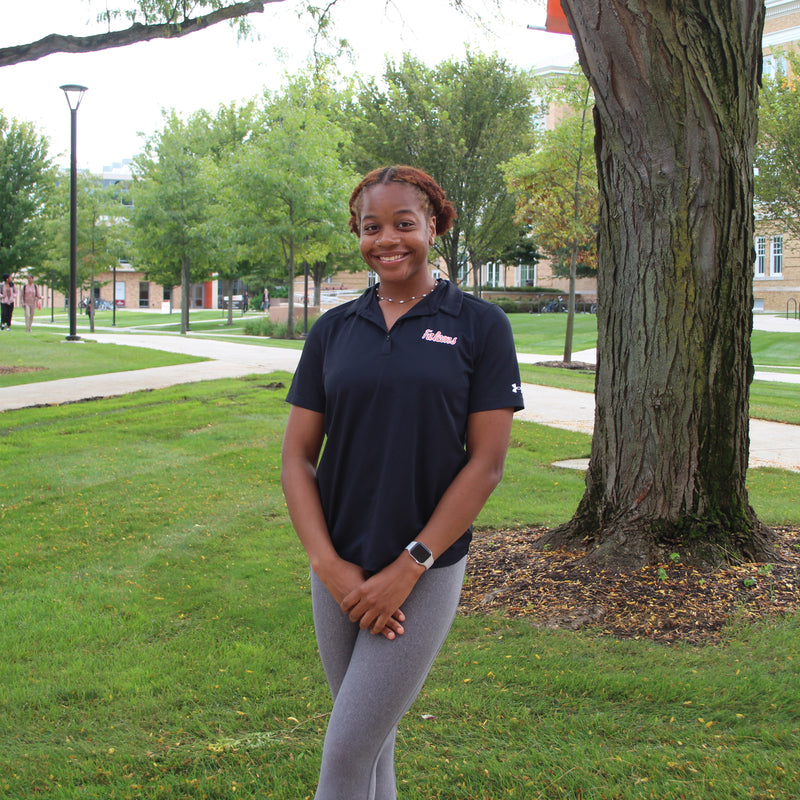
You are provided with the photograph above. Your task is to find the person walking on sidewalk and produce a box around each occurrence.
[20,276,42,332]
[1,274,17,330]
[281,165,524,800]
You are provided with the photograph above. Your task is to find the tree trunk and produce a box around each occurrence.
[286,238,295,339]
[545,0,775,569]
[563,244,577,363]
[181,256,190,335]
[470,252,483,297]
[564,92,591,365]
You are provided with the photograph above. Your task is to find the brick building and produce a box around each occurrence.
[755,0,800,314]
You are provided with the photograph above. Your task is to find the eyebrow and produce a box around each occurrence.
[361,208,419,220]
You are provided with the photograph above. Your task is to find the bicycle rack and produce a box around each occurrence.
[788,298,798,320]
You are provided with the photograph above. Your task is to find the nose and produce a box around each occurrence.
[375,226,399,246]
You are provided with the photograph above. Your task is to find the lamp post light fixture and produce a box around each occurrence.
[60,83,88,341]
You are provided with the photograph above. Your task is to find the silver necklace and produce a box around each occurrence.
[376,279,439,304]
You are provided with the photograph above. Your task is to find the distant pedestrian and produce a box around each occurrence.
[243,290,249,313]
[20,276,42,332]
[263,288,270,311]
[1,274,16,330]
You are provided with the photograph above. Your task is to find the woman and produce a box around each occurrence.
[281,165,524,800]
[1,274,17,330]
[20,275,42,332]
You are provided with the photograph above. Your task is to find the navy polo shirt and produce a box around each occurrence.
[286,279,523,572]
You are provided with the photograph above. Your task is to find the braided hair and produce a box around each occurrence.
[348,166,457,236]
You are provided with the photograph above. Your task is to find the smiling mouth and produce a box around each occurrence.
[376,253,408,263]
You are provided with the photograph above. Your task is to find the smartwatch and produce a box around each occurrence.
[405,540,435,570]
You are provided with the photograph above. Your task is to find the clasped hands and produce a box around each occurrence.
[328,555,426,640]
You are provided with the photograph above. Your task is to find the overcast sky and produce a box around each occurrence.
[0,0,577,173]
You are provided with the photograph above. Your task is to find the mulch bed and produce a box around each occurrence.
[459,526,800,644]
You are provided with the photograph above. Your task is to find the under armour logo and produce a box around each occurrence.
[511,383,521,393]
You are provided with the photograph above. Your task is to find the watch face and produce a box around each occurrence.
[409,543,431,562]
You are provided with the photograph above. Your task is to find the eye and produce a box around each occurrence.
[361,223,378,234]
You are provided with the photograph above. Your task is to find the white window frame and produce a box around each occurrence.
[517,263,536,286]
[755,236,766,277]
[770,235,783,277]
[484,262,501,288]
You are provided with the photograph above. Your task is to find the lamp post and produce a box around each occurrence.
[60,84,88,341]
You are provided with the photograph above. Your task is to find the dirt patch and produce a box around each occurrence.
[460,526,800,644]
[0,365,45,375]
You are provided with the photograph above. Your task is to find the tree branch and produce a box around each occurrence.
[0,0,284,68]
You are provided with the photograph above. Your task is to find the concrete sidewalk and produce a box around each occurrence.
[1,331,799,472]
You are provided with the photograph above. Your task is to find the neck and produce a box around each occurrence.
[376,278,439,305]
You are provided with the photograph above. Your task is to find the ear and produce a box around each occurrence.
[429,216,436,245]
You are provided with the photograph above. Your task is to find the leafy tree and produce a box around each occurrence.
[504,70,598,362]
[0,114,55,276]
[198,101,259,324]
[755,49,800,240]
[0,1,282,67]
[541,0,773,568]
[497,228,541,282]
[221,77,358,337]
[42,173,131,327]
[0,1,495,68]
[132,111,220,333]
[347,52,537,287]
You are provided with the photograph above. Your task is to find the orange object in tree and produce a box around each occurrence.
[546,0,571,34]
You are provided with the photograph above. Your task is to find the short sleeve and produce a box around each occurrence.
[285,324,326,412]
[468,306,524,413]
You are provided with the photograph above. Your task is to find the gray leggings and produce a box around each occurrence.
[310,558,466,800]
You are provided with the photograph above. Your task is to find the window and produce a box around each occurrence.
[756,236,766,277]
[771,235,783,276]
[518,263,536,287]
[763,54,788,82]
[484,262,501,288]
[138,281,150,308]
[755,235,783,278]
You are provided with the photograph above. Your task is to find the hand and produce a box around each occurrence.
[340,554,425,638]
[317,556,406,640]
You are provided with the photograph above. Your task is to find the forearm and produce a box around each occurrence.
[414,456,505,561]
[280,455,339,575]
[344,443,508,635]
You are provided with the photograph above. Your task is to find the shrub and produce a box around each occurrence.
[244,317,275,337]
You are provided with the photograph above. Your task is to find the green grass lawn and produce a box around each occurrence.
[508,312,800,367]
[0,331,207,387]
[0,377,798,799]
[750,327,800,368]
[507,313,599,355]
[38,308,253,330]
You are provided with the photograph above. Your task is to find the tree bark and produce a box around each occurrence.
[545,0,775,568]
[0,1,280,68]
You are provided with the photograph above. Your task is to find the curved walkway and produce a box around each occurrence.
[1,330,799,473]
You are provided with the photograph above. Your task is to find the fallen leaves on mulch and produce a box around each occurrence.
[460,526,800,644]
